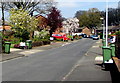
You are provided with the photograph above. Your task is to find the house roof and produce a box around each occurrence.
[0,19,10,26]
[0,26,11,31]
[111,26,120,30]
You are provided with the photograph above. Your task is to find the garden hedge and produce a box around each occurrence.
[32,40,50,47]
[115,32,120,59]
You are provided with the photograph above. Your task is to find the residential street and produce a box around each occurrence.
[2,39,111,81]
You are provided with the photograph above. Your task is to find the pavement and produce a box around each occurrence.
[0,40,79,62]
[63,39,112,82]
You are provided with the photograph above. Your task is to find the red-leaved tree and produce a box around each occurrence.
[47,7,62,36]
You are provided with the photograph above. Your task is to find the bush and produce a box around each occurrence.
[0,32,2,37]
[32,40,50,47]
[14,30,30,42]
[73,35,82,40]
[32,41,43,47]
[14,44,20,48]
[78,36,82,39]
[3,37,22,44]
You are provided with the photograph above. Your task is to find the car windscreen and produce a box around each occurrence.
[56,34,62,36]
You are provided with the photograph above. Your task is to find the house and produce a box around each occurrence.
[54,27,64,34]
[96,26,120,35]
[35,15,49,30]
[82,27,92,36]
[0,25,11,31]
[110,26,120,32]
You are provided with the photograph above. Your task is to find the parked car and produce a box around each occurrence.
[72,33,83,36]
[52,34,69,41]
[108,35,116,43]
[92,35,99,40]
[82,34,87,38]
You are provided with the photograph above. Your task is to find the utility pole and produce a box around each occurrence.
[1,2,5,35]
[1,2,5,52]
[105,0,108,47]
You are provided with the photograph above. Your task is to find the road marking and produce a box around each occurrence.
[62,43,71,47]
[61,63,80,81]
[96,40,101,44]
[92,45,99,48]
[61,56,85,81]
[85,51,89,56]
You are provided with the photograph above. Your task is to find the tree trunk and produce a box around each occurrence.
[30,31,34,40]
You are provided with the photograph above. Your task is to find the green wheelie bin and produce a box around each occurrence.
[26,40,32,49]
[4,42,11,54]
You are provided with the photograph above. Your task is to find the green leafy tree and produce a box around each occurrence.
[39,29,49,39]
[75,8,101,29]
[88,8,101,28]
[78,11,90,27]
[9,8,38,41]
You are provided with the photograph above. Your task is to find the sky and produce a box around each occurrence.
[56,0,119,18]
[0,0,119,20]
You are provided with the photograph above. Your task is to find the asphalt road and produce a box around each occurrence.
[2,38,95,81]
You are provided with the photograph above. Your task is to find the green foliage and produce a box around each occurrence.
[76,8,101,28]
[115,31,120,35]
[3,37,22,44]
[14,29,30,42]
[74,35,79,40]
[39,29,49,39]
[67,35,73,39]
[0,32,2,37]
[33,29,50,42]
[9,8,38,41]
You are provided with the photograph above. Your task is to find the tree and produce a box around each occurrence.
[1,2,5,34]
[107,8,120,26]
[74,10,86,18]
[88,8,101,28]
[9,8,38,41]
[78,11,90,27]
[1,0,55,16]
[47,7,62,36]
[75,8,101,29]
[101,7,120,26]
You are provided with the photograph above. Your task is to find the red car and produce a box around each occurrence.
[52,34,69,41]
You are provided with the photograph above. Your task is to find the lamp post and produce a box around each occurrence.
[102,0,113,64]
[100,17,105,39]
[105,0,108,47]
